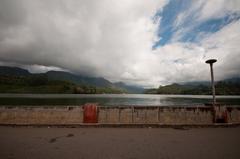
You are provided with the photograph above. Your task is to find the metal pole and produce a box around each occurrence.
[209,63,216,105]
[205,59,217,107]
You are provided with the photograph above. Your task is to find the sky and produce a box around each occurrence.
[0,0,240,87]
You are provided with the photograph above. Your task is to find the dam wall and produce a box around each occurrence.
[0,105,240,125]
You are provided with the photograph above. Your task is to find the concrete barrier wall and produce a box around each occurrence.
[98,106,214,124]
[227,107,240,123]
[0,106,239,125]
[0,106,83,125]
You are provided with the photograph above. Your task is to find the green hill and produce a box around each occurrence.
[145,80,240,95]
[0,66,30,76]
[0,66,126,94]
[46,71,114,88]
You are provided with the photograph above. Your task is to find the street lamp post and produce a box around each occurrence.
[205,59,217,106]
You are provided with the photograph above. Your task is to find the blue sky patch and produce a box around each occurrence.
[153,1,240,49]
[153,0,191,48]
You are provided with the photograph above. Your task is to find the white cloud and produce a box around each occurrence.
[174,0,240,25]
[172,0,240,43]
[197,0,240,22]
[0,0,167,82]
[201,20,240,79]
[0,0,239,88]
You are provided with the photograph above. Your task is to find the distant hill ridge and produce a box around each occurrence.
[1,66,238,95]
[45,70,113,88]
[0,66,30,76]
[0,66,143,93]
[145,78,240,95]
[114,82,144,94]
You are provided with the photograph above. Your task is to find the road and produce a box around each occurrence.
[0,127,240,159]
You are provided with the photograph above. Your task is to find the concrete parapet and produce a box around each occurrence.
[0,106,83,125]
[227,107,240,123]
[0,105,239,125]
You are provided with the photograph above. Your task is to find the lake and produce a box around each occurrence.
[0,94,240,106]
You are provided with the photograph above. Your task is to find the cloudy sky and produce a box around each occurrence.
[0,0,240,87]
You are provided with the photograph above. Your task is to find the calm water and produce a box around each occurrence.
[0,94,240,106]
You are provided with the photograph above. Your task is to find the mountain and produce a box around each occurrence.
[46,71,144,92]
[145,78,240,95]
[46,71,113,87]
[1,66,239,95]
[46,71,85,84]
[224,77,240,84]
[180,81,210,86]
[114,82,144,94]
[0,66,140,94]
[0,66,30,76]
[0,66,114,88]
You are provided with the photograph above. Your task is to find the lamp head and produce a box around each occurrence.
[205,59,217,64]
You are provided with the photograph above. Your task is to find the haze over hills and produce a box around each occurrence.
[0,66,144,94]
[45,71,113,88]
[113,82,144,94]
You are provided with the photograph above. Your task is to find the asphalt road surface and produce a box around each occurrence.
[0,127,239,159]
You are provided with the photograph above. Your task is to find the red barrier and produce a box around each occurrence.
[214,106,228,123]
[222,111,228,123]
[83,103,98,123]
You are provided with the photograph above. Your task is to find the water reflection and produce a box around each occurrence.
[0,94,239,106]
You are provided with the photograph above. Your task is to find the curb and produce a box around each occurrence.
[0,123,240,128]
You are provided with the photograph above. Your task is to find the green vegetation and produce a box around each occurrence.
[73,85,126,94]
[0,66,131,94]
[0,66,145,94]
[215,81,240,95]
[0,75,125,94]
[145,81,240,95]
